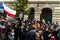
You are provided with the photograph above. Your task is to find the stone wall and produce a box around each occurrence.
[26,3,60,22]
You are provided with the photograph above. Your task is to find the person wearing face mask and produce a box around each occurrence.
[8,29,14,40]
[7,21,12,30]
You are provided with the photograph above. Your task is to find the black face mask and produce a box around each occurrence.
[8,25,11,28]
[1,21,4,26]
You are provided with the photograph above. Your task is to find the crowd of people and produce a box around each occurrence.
[0,16,60,40]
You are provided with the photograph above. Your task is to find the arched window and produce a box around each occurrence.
[28,7,35,22]
[40,8,52,23]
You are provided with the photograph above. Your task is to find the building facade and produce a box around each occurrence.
[28,0,60,22]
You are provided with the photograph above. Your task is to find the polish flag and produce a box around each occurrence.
[3,4,16,18]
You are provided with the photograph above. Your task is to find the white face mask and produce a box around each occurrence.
[8,23,11,25]
[2,25,5,28]
[11,32,14,35]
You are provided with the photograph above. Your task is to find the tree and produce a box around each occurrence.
[13,0,28,17]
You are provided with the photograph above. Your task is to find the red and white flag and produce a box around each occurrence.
[3,4,16,18]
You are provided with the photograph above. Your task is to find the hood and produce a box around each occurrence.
[25,30,36,40]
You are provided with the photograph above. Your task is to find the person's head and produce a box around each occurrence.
[50,35,56,40]
[25,30,36,40]
[46,28,49,31]
[33,23,40,31]
[15,20,19,24]
[53,25,57,29]
[2,24,6,29]
[1,16,4,19]
[7,21,11,25]
[25,30,40,40]
[39,30,43,35]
